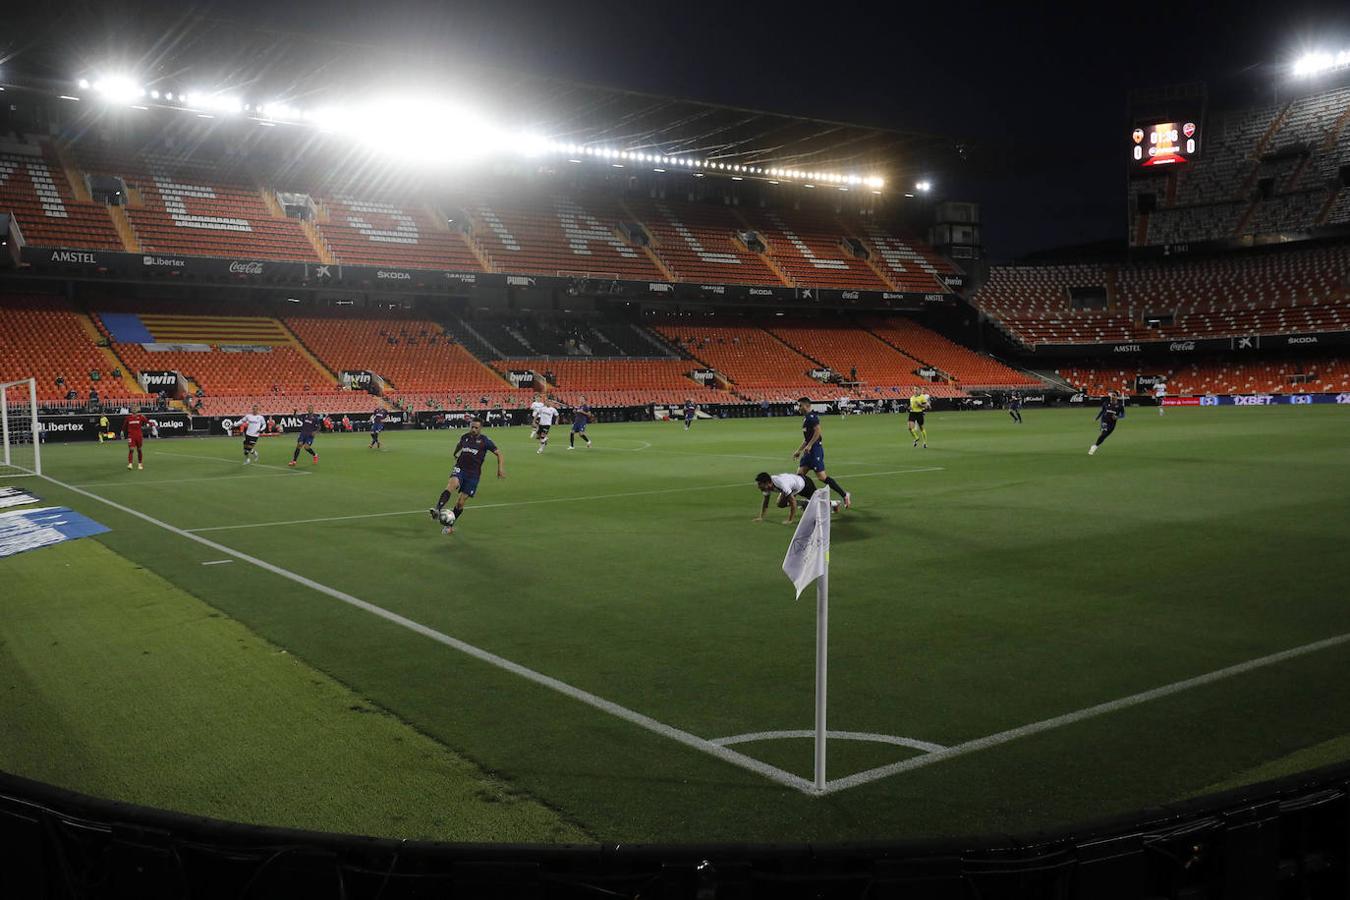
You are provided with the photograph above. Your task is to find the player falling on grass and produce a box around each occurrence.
[534,401,559,454]
[754,471,840,524]
[123,411,149,470]
[529,397,546,439]
[568,399,593,450]
[1008,392,1023,424]
[238,406,266,464]
[428,417,505,535]
[793,397,852,508]
[1089,391,1126,456]
[907,391,932,447]
[369,407,388,449]
[683,399,696,431]
[289,405,321,467]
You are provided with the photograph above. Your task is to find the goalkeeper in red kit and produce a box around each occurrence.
[124,412,149,469]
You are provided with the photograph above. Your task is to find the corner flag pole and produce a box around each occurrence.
[813,498,829,793]
[782,486,833,793]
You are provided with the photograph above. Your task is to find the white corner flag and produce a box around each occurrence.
[782,488,830,599]
[781,488,833,792]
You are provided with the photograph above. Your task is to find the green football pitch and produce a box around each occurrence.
[4,406,1350,843]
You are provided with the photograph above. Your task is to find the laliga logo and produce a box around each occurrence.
[1132,128,1144,144]
[229,261,264,275]
[1183,122,1196,138]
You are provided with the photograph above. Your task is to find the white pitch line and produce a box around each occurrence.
[821,631,1350,795]
[201,559,233,566]
[74,471,309,488]
[713,730,948,754]
[185,467,946,533]
[155,451,299,473]
[39,472,816,795]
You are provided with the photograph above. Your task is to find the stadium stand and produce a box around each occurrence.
[749,208,890,291]
[284,314,515,397]
[0,294,149,407]
[764,321,929,390]
[974,244,1350,346]
[468,196,664,280]
[863,318,1041,388]
[313,194,483,270]
[506,358,737,407]
[1138,86,1350,245]
[649,320,854,401]
[1058,354,1350,395]
[852,220,960,293]
[0,139,124,251]
[75,147,318,261]
[624,199,784,285]
[455,315,677,360]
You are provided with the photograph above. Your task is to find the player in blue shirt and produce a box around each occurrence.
[793,397,851,508]
[369,407,388,449]
[1008,392,1023,424]
[1089,391,1126,456]
[428,417,505,535]
[568,400,593,450]
[288,405,321,467]
[683,399,696,431]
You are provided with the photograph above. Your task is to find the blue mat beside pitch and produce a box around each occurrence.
[0,507,110,558]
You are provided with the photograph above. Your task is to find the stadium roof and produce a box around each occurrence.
[1,5,970,188]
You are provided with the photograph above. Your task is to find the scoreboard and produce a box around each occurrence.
[1131,121,1198,168]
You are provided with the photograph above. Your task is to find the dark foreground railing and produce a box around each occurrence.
[2,762,1349,899]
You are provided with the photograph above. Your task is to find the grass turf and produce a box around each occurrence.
[4,405,1350,842]
[0,538,586,842]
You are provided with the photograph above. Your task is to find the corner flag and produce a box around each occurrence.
[782,489,830,599]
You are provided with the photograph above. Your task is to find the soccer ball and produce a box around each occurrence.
[439,508,456,526]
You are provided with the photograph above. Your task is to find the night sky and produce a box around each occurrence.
[14,0,1350,259]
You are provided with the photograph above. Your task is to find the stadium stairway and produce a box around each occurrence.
[861,251,900,291]
[107,206,140,252]
[280,320,342,384]
[297,219,335,265]
[76,312,146,397]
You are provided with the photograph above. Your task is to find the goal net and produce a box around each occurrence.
[1,378,41,477]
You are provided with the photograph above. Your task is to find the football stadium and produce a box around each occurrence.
[3,5,1350,897]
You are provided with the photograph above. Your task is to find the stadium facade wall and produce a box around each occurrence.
[1027,332,1350,356]
[16,246,946,310]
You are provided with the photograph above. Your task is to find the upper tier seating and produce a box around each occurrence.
[77,149,317,261]
[0,140,123,251]
[0,294,148,405]
[286,316,509,392]
[314,195,483,271]
[469,196,663,280]
[625,199,783,285]
[747,208,890,291]
[1136,87,1350,245]
[973,246,1350,346]
[852,220,958,293]
[864,318,1040,387]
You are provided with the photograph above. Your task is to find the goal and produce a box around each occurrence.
[1,378,41,477]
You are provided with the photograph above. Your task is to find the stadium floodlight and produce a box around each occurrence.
[92,76,143,105]
[164,92,173,100]
[150,89,160,99]
[915,180,932,192]
[1293,49,1350,77]
[77,78,90,89]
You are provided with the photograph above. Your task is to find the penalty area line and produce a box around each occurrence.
[821,631,1350,795]
[38,472,817,795]
[185,467,946,533]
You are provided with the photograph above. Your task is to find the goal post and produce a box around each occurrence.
[1,378,41,477]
